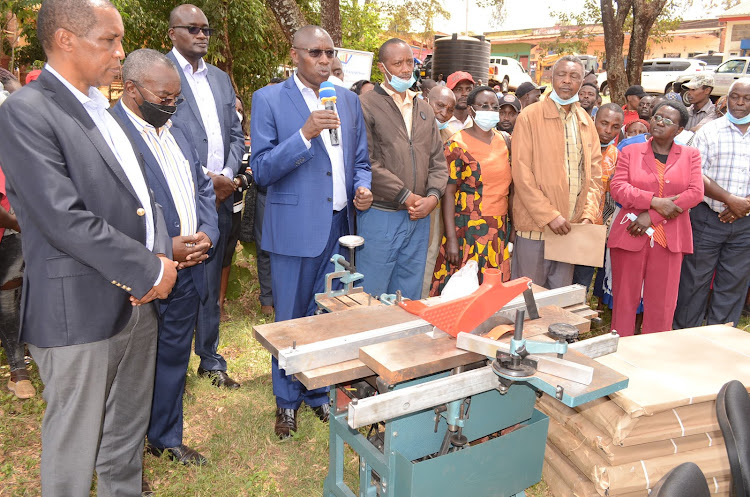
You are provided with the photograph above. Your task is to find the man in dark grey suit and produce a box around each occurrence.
[166,4,244,389]
[0,0,177,495]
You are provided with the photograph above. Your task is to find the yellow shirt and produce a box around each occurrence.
[382,85,417,138]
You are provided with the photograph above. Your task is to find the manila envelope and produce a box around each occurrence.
[543,223,607,267]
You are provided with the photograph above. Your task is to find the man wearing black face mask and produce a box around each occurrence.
[113,48,219,468]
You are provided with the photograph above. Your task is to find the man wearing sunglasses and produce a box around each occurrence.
[112,48,219,470]
[250,25,371,439]
[166,4,244,391]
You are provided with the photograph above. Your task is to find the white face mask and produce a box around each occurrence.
[236,110,243,123]
[328,75,345,87]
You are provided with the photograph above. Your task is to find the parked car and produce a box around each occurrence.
[488,56,532,92]
[691,53,725,71]
[597,58,706,96]
[674,56,750,100]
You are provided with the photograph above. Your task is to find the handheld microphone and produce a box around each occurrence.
[319,81,340,146]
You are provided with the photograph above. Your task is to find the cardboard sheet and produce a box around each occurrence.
[545,415,731,496]
[595,325,750,416]
[537,396,725,465]
[544,223,606,267]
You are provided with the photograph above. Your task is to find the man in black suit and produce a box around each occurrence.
[0,0,177,495]
[113,48,219,467]
[166,4,244,389]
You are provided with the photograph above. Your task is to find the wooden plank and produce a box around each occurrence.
[359,334,486,385]
[316,297,351,313]
[253,303,416,357]
[297,359,375,390]
[278,319,435,374]
[347,292,383,307]
[568,332,619,358]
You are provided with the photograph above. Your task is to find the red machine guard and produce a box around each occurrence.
[398,270,532,337]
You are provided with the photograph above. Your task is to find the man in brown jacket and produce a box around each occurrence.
[511,55,603,289]
[357,38,449,300]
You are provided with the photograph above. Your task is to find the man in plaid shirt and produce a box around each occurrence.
[674,78,750,328]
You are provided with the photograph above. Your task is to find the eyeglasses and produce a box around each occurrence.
[472,103,501,112]
[652,114,676,126]
[172,25,214,36]
[133,82,184,107]
[293,47,338,59]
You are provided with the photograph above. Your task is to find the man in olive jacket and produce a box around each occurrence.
[358,38,448,300]
[511,55,603,289]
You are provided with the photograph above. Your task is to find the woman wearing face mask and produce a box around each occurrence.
[608,101,704,336]
[430,86,512,295]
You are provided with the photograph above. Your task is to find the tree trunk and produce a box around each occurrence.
[627,0,669,92]
[320,0,342,46]
[265,0,307,44]
[600,0,632,105]
[215,0,238,94]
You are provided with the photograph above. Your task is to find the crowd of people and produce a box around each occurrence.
[0,0,749,495]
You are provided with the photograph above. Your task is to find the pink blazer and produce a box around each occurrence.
[609,139,704,254]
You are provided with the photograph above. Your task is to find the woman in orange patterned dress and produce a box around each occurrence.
[430,87,512,296]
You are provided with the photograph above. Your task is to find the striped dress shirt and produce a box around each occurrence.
[123,105,197,236]
[693,116,750,213]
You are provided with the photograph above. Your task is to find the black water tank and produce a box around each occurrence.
[431,34,490,84]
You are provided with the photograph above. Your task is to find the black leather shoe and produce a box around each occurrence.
[311,402,330,423]
[142,479,154,496]
[197,367,241,389]
[146,443,208,466]
[275,408,298,439]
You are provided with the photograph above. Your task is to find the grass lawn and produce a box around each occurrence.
[0,242,746,496]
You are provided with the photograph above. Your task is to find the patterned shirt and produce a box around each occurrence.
[122,104,198,237]
[686,99,717,131]
[693,116,750,213]
[554,101,583,218]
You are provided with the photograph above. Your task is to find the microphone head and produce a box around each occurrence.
[319,81,336,101]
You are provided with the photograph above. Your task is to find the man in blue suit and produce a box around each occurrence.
[113,49,220,469]
[251,25,372,439]
[165,4,244,389]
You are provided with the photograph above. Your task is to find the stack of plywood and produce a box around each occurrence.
[539,325,750,497]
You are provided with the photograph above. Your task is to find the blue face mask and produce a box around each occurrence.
[726,111,750,125]
[550,89,579,106]
[383,66,416,93]
[602,138,616,147]
[436,119,450,130]
[473,111,500,131]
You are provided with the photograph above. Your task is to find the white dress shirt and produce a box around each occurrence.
[122,104,198,237]
[294,73,347,211]
[171,48,229,178]
[45,64,162,283]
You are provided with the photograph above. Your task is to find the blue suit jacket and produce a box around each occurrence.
[113,102,220,301]
[165,50,245,184]
[250,77,371,258]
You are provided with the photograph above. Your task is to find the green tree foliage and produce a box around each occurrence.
[340,0,385,81]
[1,0,44,69]
[113,0,289,103]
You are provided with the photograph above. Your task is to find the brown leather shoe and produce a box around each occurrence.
[146,442,208,466]
[197,368,241,389]
[311,402,330,423]
[261,305,274,316]
[275,408,298,439]
[8,368,35,399]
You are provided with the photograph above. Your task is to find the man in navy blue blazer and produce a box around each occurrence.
[251,25,372,439]
[165,4,244,389]
[114,49,219,468]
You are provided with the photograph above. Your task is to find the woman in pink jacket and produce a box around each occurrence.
[609,101,704,336]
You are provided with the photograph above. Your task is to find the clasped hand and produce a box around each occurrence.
[719,194,750,223]
[651,195,682,219]
[129,255,178,306]
[404,193,437,220]
[172,232,212,269]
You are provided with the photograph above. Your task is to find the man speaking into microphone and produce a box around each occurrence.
[250,25,372,439]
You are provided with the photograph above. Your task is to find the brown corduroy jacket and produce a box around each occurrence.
[510,97,603,232]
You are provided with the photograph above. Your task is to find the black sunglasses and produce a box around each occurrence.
[172,25,214,36]
[293,47,338,59]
